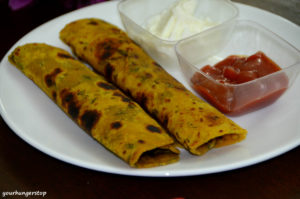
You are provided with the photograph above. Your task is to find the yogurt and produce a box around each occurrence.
[145,0,218,41]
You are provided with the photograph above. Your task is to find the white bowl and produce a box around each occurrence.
[118,0,238,67]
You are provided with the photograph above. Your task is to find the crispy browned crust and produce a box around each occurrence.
[60,18,247,155]
[8,43,179,168]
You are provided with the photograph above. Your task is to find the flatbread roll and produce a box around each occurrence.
[8,43,179,168]
[60,18,247,155]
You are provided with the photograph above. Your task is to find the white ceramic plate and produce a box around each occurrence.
[0,1,299,177]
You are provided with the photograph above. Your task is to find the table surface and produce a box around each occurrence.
[0,0,299,199]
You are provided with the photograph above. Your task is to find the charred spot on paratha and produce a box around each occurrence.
[60,89,81,120]
[138,140,145,144]
[45,68,62,87]
[205,114,222,127]
[87,20,98,25]
[146,125,161,133]
[95,38,120,60]
[162,115,169,126]
[111,121,122,129]
[52,91,57,101]
[152,61,162,68]
[105,63,115,82]
[97,82,117,90]
[80,110,101,133]
[136,92,148,108]
[113,92,132,102]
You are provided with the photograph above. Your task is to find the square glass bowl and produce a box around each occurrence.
[175,20,300,115]
[118,0,238,67]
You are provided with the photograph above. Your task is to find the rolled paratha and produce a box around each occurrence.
[8,43,179,168]
[60,18,247,155]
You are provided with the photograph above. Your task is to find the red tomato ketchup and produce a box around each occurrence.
[191,51,288,115]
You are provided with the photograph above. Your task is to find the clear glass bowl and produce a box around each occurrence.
[175,20,300,115]
[117,0,238,67]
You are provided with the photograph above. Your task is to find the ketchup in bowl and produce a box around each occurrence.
[191,51,288,115]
